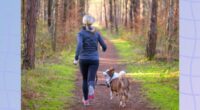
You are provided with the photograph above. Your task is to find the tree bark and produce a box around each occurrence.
[133,0,140,33]
[79,0,85,24]
[85,0,89,13]
[124,0,128,27]
[22,0,26,40]
[99,0,103,25]
[113,0,118,33]
[129,0,133,29]
[44,0,48,21]
[48,0,52,28]
[22,0,38,69]
[48,0,57,52]
[146,0,157,60]
[141,0,146,35]
[39,0,44,20]
[53,0,57,52]
[104,0,108,28]
[167,0,174,61]
[63,0,68,22]
[109,0,113,32]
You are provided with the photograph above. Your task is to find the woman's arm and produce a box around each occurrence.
[75,33,83,60]
[97,32,107,52]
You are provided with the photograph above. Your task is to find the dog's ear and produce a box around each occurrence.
[108,67,115,75]
[110,67,115,73]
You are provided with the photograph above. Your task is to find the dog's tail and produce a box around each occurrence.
[118,71,126,81]
[119,70,126,76]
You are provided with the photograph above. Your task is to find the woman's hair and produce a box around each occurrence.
[82,15,96,32]
[82,15,95,25]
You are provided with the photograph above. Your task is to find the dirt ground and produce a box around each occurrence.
[69,39,157,110]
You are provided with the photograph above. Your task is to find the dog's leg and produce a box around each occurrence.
[122,102,126,108]
[121,92,127,108]
[119,101,123,107]
[110,90,113,100]
[119,92,124,107]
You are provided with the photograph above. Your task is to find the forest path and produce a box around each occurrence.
[68,39,156,110]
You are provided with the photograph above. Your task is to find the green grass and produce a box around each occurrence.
[102,30,179,110]
[128,62,179,110]
[22,51,76,110]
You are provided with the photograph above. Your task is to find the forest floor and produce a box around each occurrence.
[68,39,157,110]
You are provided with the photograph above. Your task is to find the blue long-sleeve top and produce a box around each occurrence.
[75,28,107,60]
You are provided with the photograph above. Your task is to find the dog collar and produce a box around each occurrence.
[109,73,119,84]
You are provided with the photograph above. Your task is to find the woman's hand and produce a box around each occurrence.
[73,59,78,65]
[101,47,106,52]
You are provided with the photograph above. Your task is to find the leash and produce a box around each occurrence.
[96,83,107,86]
[95,75,108,87]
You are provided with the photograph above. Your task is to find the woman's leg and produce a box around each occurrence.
[88,60,99,89]
[79,60,89,100]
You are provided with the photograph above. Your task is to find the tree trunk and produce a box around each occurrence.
[141,0,146,35]
[22,0,26,40]
[104,0,108,28]
[167,0,174,61]
[99,0,103,25]
[44,0,48,21]
[133,0,140,34]
[174,0,179,59]
[113,0,118,33]
[39,0,44,20]
[48,0,57,52]
[48,0,52,29]
[109,0,113,32]
[68,0,76,30]
[63,0,68,36]
[124,0,128,27]
[174,0,179,33]
[146,0,157,60]
[85,0,89,13]
[79,0,85,24]
[22,0,38,69]
[121,0,124,23]
[53,0,57,52]
[129,0,133,29]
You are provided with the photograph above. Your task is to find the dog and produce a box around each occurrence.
[103,67,130,107]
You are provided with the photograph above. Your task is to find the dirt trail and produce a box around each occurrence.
[69,39,156,110]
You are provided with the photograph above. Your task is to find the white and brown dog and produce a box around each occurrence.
[103,67,130,107]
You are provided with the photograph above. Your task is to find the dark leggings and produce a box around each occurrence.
[79,59,99,100]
